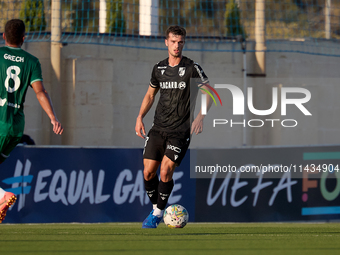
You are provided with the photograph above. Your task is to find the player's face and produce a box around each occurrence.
[165,33,185,58]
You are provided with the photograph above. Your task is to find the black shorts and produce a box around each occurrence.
[143,129,190,166]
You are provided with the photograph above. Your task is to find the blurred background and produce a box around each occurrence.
[1,0,339,148]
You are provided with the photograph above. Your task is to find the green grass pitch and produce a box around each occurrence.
[0,223,340,254]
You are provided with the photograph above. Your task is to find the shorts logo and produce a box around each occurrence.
[143,137,149,155]
[174,155,179,161]
[178,67,185,77]
[167,145,181,153]
[178,82,186,90]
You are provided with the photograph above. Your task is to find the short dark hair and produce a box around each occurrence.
[5,19,25,46]
[166,25,186,39]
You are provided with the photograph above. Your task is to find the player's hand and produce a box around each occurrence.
[135,116,146,139]
[191,115,204,135]
[51,119,63,135]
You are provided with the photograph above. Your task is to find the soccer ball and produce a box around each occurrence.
[163,204,189,228]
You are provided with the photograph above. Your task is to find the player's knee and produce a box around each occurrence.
[143,169,157,181]
[160,166,175,182]
[143,159,160,181]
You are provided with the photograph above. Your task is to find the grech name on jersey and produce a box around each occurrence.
[160,81,186,90]
[3,53,24,63]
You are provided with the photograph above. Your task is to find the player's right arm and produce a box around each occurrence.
[135,85,159,139]
[31,81,63,135]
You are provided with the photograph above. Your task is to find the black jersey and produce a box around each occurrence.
[150,56,208,133]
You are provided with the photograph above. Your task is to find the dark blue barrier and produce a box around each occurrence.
[1,145,340,223]
[0,146,195,223]
[193,146,340,222]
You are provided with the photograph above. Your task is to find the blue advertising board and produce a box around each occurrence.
[0,146,195,223]
[1,145,340,223]
[192,146,340,222]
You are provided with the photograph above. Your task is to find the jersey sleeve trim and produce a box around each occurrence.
[1,153,9,158]
[30,79,43,85]
[197,80,209,88]
[150,82,159,88]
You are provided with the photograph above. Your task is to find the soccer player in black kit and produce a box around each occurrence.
[135,25,212,228]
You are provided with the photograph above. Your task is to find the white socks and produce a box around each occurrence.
[153,207,164,218]
[0,188,6,198]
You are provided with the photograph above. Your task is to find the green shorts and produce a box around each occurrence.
[0,135,22,163]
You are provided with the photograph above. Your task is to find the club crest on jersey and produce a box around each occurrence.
[178,67,186,77]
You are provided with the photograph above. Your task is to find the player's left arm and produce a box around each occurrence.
[191,84,213,135]
[31,81,63,135]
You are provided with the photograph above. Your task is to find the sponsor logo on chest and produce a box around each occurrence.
[160,81,186,90]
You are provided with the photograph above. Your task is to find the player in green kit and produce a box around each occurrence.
[0,19,63,223]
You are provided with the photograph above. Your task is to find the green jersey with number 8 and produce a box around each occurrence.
[0,46,43,136]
